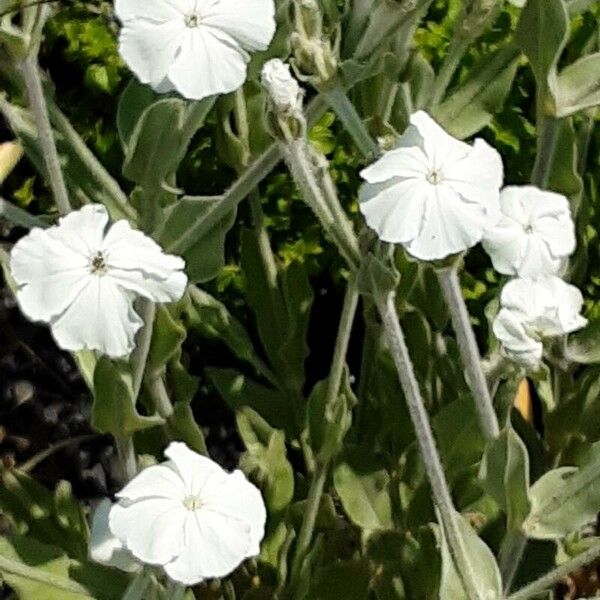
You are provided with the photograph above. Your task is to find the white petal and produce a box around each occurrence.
[167,28,248,100]
[359,178,427,244]
[101,220,187,303]
[116,463,187,502]
[50,277,142,358]
[54,204,110,256]
[406,186,486,261]
[119,20,186,88]
[534,214,576,258]
[482,219,526,276]
[201,0,276,51]
[10,229,90,322]
[164,510,251,583]
[89,499,139,573]
[109,499,186,565]
[164,442,227,496]
[410,111,471,169]
[203,470,267,557]
[115,0,193,21]
[517,236,561,277]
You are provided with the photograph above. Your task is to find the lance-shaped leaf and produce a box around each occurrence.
[555,52,600,117]
[435,44,520,139]
[479,426,531,530]
[523,442,600,539]
[565,318,600,364]
[515,0,569,106]
[438,509,503,600]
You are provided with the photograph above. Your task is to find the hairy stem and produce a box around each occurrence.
[499,530,527,594]
[122,569,154,600]
[436,266,500,440]
[531,115,561,189]
[430,36,470,108]
[376,293,483,600]
[289,278,360,591]
[130,300,156,399]
[20,54,70,215]
[322,82,379,158]
[508,544,600,600]
[115,435,137,482]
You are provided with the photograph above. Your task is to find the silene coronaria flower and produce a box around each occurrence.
[115,0,277,101]
[9,204,187,358]
[261,59,303,115]
[483,185,576,277]
[493,276,587,369]
[359,111,503,261]
[108,442,266,585]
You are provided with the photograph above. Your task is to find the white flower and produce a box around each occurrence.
[261,59,303,113]
[483,186,575,277]
[359,110,503,261]
[115,0,276,101]
[90,499,139,573]
[109,442,266,586]
[493,276,587,368]
[9,204,187,358]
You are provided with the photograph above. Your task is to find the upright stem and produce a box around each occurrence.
[289,278,360,592]
[115,435,137,482]
[165,582,187,600]
[531,115,561,189]
[20,54,71,215]
[322,82,380,159]
[508,544,600,600]
[148,376,174,419]
[436,266,500,441]
[430,36,470,108]
[130,300,156,400]
[376,293,483,600]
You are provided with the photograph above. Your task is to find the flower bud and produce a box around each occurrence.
[0,141,23,184]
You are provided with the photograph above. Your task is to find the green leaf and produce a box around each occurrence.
[545,117,583,199]
[555,52,600,117]
[147,306,186,376]
[435,44,520,139]
[122,99,186,188]
[308,559,371,600]
[236,408,294,513]
[168,401,207,455]
[158,196,236,283]
[0,536,129,600]
[515,0,569,105]
[479,426,531,530]
[92,358,164,437]
[333,446,394,530]
[207,368,295,435]
[566,318,600,364]
[438,510,503,600]
[117,78,156,150]
[523,443,600,539]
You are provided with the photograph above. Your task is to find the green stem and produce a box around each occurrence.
[436,266,500,441]
[322,82,379,158]
[376,292,483,600]
[165,582,187,600]
[284,139,360,269]
[289,278,360,591]
[508,544,600,600]
[20,54,71,215]
[430,36,470,108]
[122,569,154,600]
[130,300,156,399]
[20,433,99,473]
[115,435,137,483]
[531,115,561,189]
[499,530,527,594]
[148,376,174,420]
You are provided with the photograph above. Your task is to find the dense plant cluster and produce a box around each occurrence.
[0,0,599,599]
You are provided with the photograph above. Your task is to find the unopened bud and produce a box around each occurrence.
[0,141,23,184]
[261,59,304,114]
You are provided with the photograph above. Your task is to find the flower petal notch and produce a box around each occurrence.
[483,185,576,277]
[358,110,503,261]
[108,442,266,586]
[493,276,587,369]
[115,0,277,101]
[9,204,188,358]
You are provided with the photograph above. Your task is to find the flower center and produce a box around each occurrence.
[426,169,444,185]
[185,13,201,27]
[183,495,203,511]
[90,252,107,275]
[524,223,534,234]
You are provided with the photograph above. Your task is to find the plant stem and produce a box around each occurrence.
[284,139,360,268]
[376,293,483,600]
[148,376,174,419]
[122,569,154,600]
[115,435,137,482]
[322,82,379,158]
[508,544,600,600]
[531,115,561,189]
[499,530,527,594]
[20,433,99,473]
[289,278,360,591]
[20,54,70,215]
[430,36,470,108]
[166,582,187,600]
[436,266,500,441]
[130,300,156,399]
